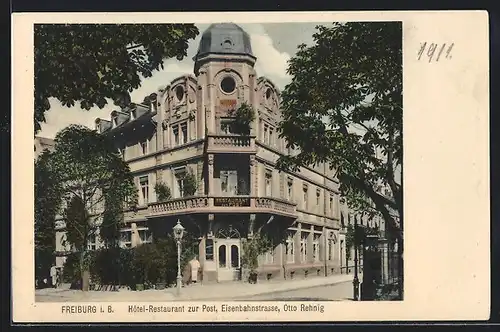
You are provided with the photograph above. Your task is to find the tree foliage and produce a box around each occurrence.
[277,22,402,239]
[241,234,273,272]
[34,24,199,133]
[154,182,172,202]
[228,102,256,135]
[181,170,198,197]
[34,151,63,282]
[46,125,138,287]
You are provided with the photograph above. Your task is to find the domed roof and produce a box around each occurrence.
[194,23,254,61]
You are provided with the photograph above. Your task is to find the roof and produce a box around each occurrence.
[194,23,254,61]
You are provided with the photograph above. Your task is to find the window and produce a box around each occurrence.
[176,176,184,198]
[140,140,148,155]
[220,170,238,195]
[120,231,132,243]
[231,245,240,268]
[220,76,236,94]
[138,229,152,244]
[329,238,335,261]
[303,185,309,210]
[285,232,295,263]
[206,239,214,261]
[140,176,149,205]
[265,171,273,196]
[329,195,334,214]
[180,123,188,144]
[218,245,227,268]
[220,119,235,134]
[287,179,293,201]
[263,124,269,143]
[265,88,272,100]
[316,189,321,206]
[175,85,184,102]
[173,126,180,146]
[87,234,97,251]
[120,231,132,248]
[264,241,274,264]
[269,127,274,146]
[313,234,320,262]
[300,233,308,262]
[172,122,188,146]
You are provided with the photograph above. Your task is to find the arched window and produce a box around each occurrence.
[231,245,239,268]
[218,245,227,268]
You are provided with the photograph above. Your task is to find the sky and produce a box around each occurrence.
[38,22,327,139]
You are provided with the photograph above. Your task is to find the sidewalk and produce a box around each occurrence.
[35,273,359,302]
[174,273,358,301]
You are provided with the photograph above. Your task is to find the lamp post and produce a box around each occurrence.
[173,220,185,296]
[353,217,360,301]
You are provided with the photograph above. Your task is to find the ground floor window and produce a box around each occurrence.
[300,233,308,262]
[206,239,214,261]
[313,234,320,262]
[285,232,295,263]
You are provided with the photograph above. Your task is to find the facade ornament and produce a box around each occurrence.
[161,118,170,130]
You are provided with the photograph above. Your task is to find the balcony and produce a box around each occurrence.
[147,195,297,219]
[206,134,256,154]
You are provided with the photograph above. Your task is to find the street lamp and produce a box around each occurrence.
[173,220,185,296]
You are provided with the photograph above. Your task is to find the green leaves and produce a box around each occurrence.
[35,152,64,279]
[34,24,199,133]
[181,170,198,197]
[228,102,256,135]
[154,182,172,202]
[45,125,138,252]
[278,22,402,237]
[241,234,273,272]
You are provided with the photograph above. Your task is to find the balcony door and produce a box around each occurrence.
[215,226,241,282]
[220,170,238,196]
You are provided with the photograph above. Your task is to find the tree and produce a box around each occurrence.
[47,125,138,290]
[277,22,402,239]
[34,24,199,133]
[34,151,63,286]
[154,182,172,202]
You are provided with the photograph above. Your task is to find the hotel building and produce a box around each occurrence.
[50,23,383,282]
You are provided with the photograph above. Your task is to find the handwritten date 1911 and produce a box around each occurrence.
[417,42,454,63]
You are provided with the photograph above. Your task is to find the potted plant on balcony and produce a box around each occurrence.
[182,171,198,197]
[229,102,255,136]
[154,182,171,202]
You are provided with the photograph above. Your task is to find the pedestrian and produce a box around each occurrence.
[189,256,201,284]
[50,265,57,288]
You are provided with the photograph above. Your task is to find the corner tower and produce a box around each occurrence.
[194,23,258,136]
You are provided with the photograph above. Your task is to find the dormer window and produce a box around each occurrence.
[175,85,184,102]
[265,87,272,100]
[222,38,233,49]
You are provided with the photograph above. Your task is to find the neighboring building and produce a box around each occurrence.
[34,136,55,159]
[53,23,382,282]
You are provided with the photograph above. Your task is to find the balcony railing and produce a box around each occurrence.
[149,196,210,214]
[206,135,256,153]
[148,195,297,218]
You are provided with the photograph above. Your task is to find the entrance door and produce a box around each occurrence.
[216,239,241,281]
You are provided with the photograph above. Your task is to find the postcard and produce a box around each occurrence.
[11,10,490,323]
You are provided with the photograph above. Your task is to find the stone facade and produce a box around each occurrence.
[52,23,383,283]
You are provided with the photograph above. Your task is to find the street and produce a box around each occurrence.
[234,281,354,301]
